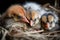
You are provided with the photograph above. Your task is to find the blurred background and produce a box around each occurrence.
[0,0,60,14]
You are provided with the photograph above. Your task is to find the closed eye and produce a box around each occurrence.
[50,21,54,24]
[49,22,53,24]
[41,16,47,23]
[17,15,22,19]
[48,15,54,23]
[34,19,36,21]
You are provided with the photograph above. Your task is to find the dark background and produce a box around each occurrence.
[0,0,60,14]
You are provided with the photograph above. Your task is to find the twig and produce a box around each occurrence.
[43,31,60,34]
[43,3,60,13]
[25,30,44,34]
[0,27,8,31]
[0,27,8,40]
[8,30,44,37]
[49,5,60,13]
[1,30,8,40]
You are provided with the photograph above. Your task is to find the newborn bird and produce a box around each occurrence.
[40,8,59,31]
[0,4,30,35]
[0,4,30,40]
[2,4,29,23]
[23,2,43,30]
[26,10,41,30]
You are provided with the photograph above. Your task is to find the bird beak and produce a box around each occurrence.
[22,16,29,23]
[30,20,34,26]
[45,23,50,29]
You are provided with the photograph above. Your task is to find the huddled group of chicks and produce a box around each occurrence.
[0,2,60,37]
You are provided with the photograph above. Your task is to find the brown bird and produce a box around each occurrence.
[0,4,30,40]
[0,4,30,34]
[1,4,29,23]
[7,4,29,23]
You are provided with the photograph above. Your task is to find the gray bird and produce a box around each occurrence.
[40,8,59,31]
[23,2,44,30]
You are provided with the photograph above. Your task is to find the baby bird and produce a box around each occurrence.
[23,2,44,30]
[40,8,59,31]
[26,10,41,30]
[0,4,30,40]
[0,4,29,27]
[2,4,29,23]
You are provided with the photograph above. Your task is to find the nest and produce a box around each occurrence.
[0,18,60,40]
[0,22,60,40]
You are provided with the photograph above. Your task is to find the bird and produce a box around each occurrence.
[23,2,44,30]
[2,4,29,23]
[0,4,30,40]
[0,4,29,27]
[40,8,59,31]
[25,10,41,30]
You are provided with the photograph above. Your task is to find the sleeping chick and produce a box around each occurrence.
[2,4,29,23]
[26,10,41,30]
[40,8,59,31]
[0,4,30,40]
[23,2,44,30]
[0,4,29,28]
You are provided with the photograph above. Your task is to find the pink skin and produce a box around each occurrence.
[30,20,34,26]
[45,23,50,29]
[22,16,29,23]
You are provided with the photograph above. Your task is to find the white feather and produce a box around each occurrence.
[23,2,42,11]
[23,2,43,19]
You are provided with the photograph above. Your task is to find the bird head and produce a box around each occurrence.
[23,2,42,26]
[41,13,58,31]
[26,10,40,26]
[6,4,29,23]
